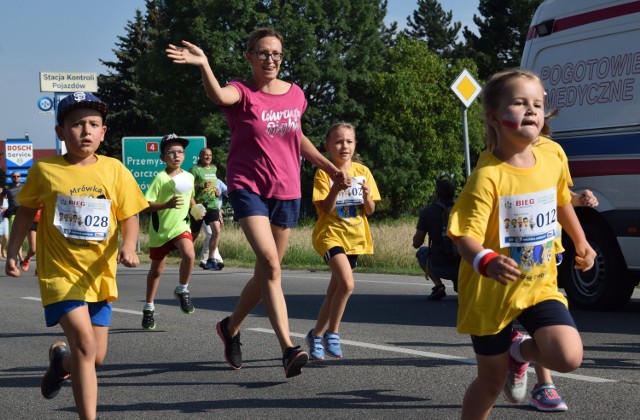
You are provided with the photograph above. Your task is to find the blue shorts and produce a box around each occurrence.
[416,246,459,281]
[229,189,300,228]
[470,299,576,356]
[324,246,358,269]
[44,300,112,328]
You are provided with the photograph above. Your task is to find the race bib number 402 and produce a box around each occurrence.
[499,187,558,248]
[53,194,111,241]
[334,176,366,207]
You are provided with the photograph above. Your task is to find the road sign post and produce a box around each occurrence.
[450,69,482,177]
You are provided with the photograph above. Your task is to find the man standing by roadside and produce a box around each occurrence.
[190,148,223,270]
[2,172,25,220]
[0,172,25,261]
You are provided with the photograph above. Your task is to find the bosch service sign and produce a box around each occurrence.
[5,139,34,168]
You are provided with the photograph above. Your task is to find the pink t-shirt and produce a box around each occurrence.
[221,80,307,200]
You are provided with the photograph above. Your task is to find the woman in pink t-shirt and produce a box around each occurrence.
[167,27,350,378]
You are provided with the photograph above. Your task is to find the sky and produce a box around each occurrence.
[0,0,479,150]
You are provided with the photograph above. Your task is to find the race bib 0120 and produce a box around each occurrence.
[499,187,558,248]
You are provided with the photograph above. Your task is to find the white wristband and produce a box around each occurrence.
[473,249,495,275]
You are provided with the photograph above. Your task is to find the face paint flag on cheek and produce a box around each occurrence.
[501,113,520,129]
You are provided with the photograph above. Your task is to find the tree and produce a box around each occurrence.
[98,1,159,159]
[131,0,391,202]
[357,37,484,217]
[462,0,543,79]
[403,0,461,57]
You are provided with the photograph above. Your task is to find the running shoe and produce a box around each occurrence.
[529,383,568,412]
[428,284,446,300]
[199,261,208,270]
[142,309,156,330]
[204,258,218,270]
[504,329,530,403]
[41,342,70,399]
[21,258,30,272]
[174,287,195,314]
[322,332,343,358]
[283,346,309,378]
[216,316,242,369]
[305,330,324,360]
[216,261,225,271]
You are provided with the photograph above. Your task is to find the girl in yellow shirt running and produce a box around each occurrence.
[306,122,380,360]
[447,69,596,420]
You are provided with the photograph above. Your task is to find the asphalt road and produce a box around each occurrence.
[1,262,639,419]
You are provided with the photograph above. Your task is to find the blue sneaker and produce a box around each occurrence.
[529,383,568,412]
[204,258,218,270]
[305,330,324,360]
[322,332,343,358]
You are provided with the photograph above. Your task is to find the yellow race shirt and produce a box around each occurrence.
[535,135,574,254]
[17,155,148,306]
[448,148,571,336]
[312,162,380,256]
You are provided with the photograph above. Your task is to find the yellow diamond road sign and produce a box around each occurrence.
[451,69,481,108]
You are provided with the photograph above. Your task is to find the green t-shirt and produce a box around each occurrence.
[189,164,219,209]
[145,170,194,247]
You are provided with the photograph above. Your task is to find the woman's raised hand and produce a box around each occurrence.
[166,40,207,66]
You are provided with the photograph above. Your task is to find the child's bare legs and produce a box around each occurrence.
[145,258,165,303]
[23,230,36,261]
[462,352,510,420]
[58,307,109,420]
[522,325,582,372]
[1,232,8,257]
[228,216,293,351]
[312,254,354,335]
[207,221,221,260]
[174,238,195,285]
[534,364,553,384]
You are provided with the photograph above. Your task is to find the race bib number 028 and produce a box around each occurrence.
[53,194,111,241]
[499,187,558,248]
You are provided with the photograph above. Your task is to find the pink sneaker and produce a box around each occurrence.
[504,329,530,403]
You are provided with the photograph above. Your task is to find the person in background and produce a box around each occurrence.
[19,205,41,272]
[0,192,9,258]
[522,118,599,412]
[189,147,224,271]
[198,178,228,270]
[412,178,460,300]
[141,134,196,330]
[1,172,25,260]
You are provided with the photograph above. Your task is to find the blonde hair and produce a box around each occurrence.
[325,121,363,163]
[482,68,557,150]
[246,27,283,53]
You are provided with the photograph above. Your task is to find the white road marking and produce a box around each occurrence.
[21,296,616,383]
[249,327,616,384]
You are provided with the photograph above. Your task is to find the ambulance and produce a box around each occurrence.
[521,0,640,309]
